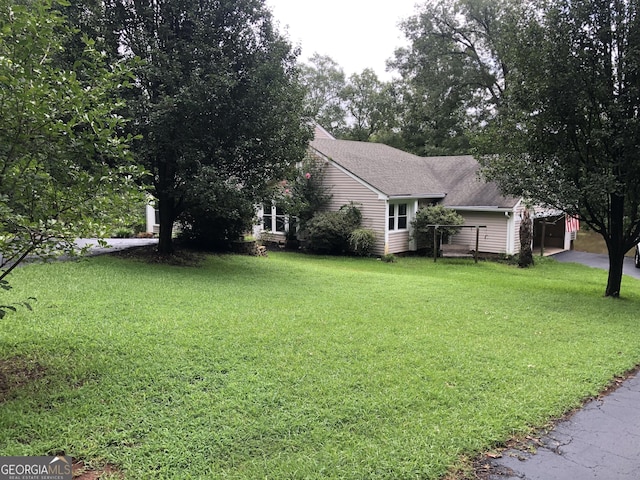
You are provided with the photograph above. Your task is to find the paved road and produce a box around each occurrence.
[486,249,640,479]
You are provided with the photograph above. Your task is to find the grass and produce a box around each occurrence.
[573,227,636,256]
[1,252,640,479]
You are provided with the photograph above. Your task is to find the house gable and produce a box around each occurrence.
[310,139,446,199]
[309,137,524,255]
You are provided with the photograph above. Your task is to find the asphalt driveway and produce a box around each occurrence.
[552,250,640,280]
[486,248,640,480]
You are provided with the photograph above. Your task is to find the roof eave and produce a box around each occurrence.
[447,205,516,212]
[388,194,446,200]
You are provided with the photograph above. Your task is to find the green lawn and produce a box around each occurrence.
[1,252,640,479]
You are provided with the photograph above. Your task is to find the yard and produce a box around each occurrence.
[1,251,640,479]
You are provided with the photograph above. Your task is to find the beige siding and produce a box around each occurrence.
[320,159,387,255]
[388,230,410,253]
[450,211,511,254]
[512,203,527,254]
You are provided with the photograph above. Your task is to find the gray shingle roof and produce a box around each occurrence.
[310,139,445,197]
[310,139,519,209]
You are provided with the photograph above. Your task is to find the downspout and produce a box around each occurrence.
[505,209,514,254]
[408,199,419,251]
[384,198,390,254]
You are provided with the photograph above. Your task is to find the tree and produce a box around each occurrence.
[101,0,311,254]
[278,157,332,230]
[391,0,518,155]
[0,0,141,308]
[478,0,640,297]
[176,168,257,251]
[340,69,398,142]
[299,54,348,135]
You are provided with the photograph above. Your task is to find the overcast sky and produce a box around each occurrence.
[266,0,421,80]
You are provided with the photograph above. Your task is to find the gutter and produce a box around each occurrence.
[448,206,515,213]
[387,194,446,200]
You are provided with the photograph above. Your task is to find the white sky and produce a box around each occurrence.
[266,0,421,80]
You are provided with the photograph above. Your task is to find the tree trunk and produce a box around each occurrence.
[606,248,624,298]
[518,209,534,267]
[157,193,175,255]
[605,195,625,297]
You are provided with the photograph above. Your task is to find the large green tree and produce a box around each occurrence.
[0,0,141,299]
[299,53,348,136]
[340,69,399,142]
[391,0,518,155]
[478,0,640,297]
[99,0,310,254]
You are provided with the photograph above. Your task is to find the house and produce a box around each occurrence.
[257,126,578,256]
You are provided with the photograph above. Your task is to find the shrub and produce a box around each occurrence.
[304,203,362,254]
[177,168,256,251]
[113,228,133,238]
[380,253,397,263]
[348,228,377,256]
[279,157,332,229]
[411,205,465,255]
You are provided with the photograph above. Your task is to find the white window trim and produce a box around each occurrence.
[261,203,294,235]
[388,201,409,232]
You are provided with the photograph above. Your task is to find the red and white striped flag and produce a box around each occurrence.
[565,215,580,233]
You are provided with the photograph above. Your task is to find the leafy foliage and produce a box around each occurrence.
[348,228,377,257]
[478,0,640,296]
[0,0,143,300]
[277,156,332,231]
[299,54,347,135]
[340,69,400,142]
[380,253,397,263]
[97,0,311,254]
[303,203,363,254]
[300,56,400,143]
[391,0,519,155]
[411,205,465,254]
[177,168,256,251]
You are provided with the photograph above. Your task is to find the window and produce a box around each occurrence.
[275,206,286,232]
[388,203,408,231]
[262,204,274,231]
[262,204,287,233]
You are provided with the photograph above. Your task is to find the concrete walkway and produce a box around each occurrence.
[485,250,640,479]
[74,238,158,256]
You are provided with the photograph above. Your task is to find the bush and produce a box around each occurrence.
[177,168,256,251]
[411,205,465,255]
[303,203,362,254]
[279,157,332,229]
[380,253,397,263]
[348,228,377,256]
[113,228,133,238]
